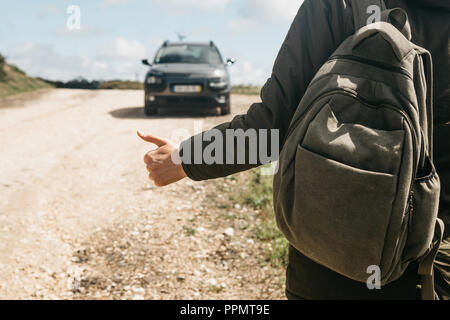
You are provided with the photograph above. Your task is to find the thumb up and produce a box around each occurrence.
[137,131,187,187]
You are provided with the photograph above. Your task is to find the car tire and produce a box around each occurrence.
[220,104,231,115]
[145,105,158,116]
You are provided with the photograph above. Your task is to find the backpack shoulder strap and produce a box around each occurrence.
[351,0,387,30]
[351,0,412,41]
[418,218,444,300]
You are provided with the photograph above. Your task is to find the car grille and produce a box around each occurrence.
[166,97,213,104]
[165,73,191,77]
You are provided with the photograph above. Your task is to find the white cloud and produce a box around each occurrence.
[102,0,234,11]
[100,0,134,9]
[6,41,271,84]
[39,3,64,16]
[6,42,92,81]
[227,18,259,33]
[241,0,303,23]
[229,60,271,86]
[98,37,148,61]
[54,25,107,37]
[153,0,233,10]
[6,39,149,82]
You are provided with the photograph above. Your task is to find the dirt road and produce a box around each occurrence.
[0,89,284,299]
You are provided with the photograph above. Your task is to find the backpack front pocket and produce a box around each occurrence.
[302,103,405,175]
[290,145,399,282]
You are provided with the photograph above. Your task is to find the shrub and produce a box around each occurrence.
[237,168,289,268]
[0,54,7,82]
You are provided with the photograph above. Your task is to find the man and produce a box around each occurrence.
[138,0,449,299]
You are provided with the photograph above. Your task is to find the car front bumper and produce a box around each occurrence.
[144,78,230,109]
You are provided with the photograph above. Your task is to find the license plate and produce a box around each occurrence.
[172,85,202,93]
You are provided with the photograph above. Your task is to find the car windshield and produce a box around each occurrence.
[154,44,223,65]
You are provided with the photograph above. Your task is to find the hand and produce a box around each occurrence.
[137,131,187,187]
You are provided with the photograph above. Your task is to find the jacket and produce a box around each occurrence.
[180,0,450,299]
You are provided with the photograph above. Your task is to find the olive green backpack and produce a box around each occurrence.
[273,0,444,299]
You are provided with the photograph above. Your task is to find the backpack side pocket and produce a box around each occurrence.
[403,156,441,262]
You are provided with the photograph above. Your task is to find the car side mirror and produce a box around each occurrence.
[226,58,236,66]
[142,59,152,66]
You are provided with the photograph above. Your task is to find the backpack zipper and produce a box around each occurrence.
[284,88,418,153]
[284,90,342,140]
[406,191,414,233]
[287,53,414,140]
[330,55,413,79]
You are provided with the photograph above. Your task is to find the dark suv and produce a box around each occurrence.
[142,41,235,116]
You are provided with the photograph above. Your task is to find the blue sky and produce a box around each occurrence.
[0,0,304,85]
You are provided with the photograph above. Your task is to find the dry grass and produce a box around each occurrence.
[0,60,52,98]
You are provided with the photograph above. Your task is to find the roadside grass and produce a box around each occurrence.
[98,80,143,90]
[231,85,262,96]
[0,57,52,98]
[232,168,289,268]
[0,54,6,81]
[182,225,196,236]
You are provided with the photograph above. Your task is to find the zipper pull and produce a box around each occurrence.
[408,191,414,233]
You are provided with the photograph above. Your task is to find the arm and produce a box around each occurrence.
[180,0,354,181]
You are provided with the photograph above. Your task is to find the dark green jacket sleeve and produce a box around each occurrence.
[180,0,354,181]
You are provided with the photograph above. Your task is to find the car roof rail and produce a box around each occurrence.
[163,40,169,47]
[209,40,215,47]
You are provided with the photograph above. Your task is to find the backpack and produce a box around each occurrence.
[273,0,445,299]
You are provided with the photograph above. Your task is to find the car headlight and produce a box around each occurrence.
[209,77,229,89]
[147,76,164,85]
